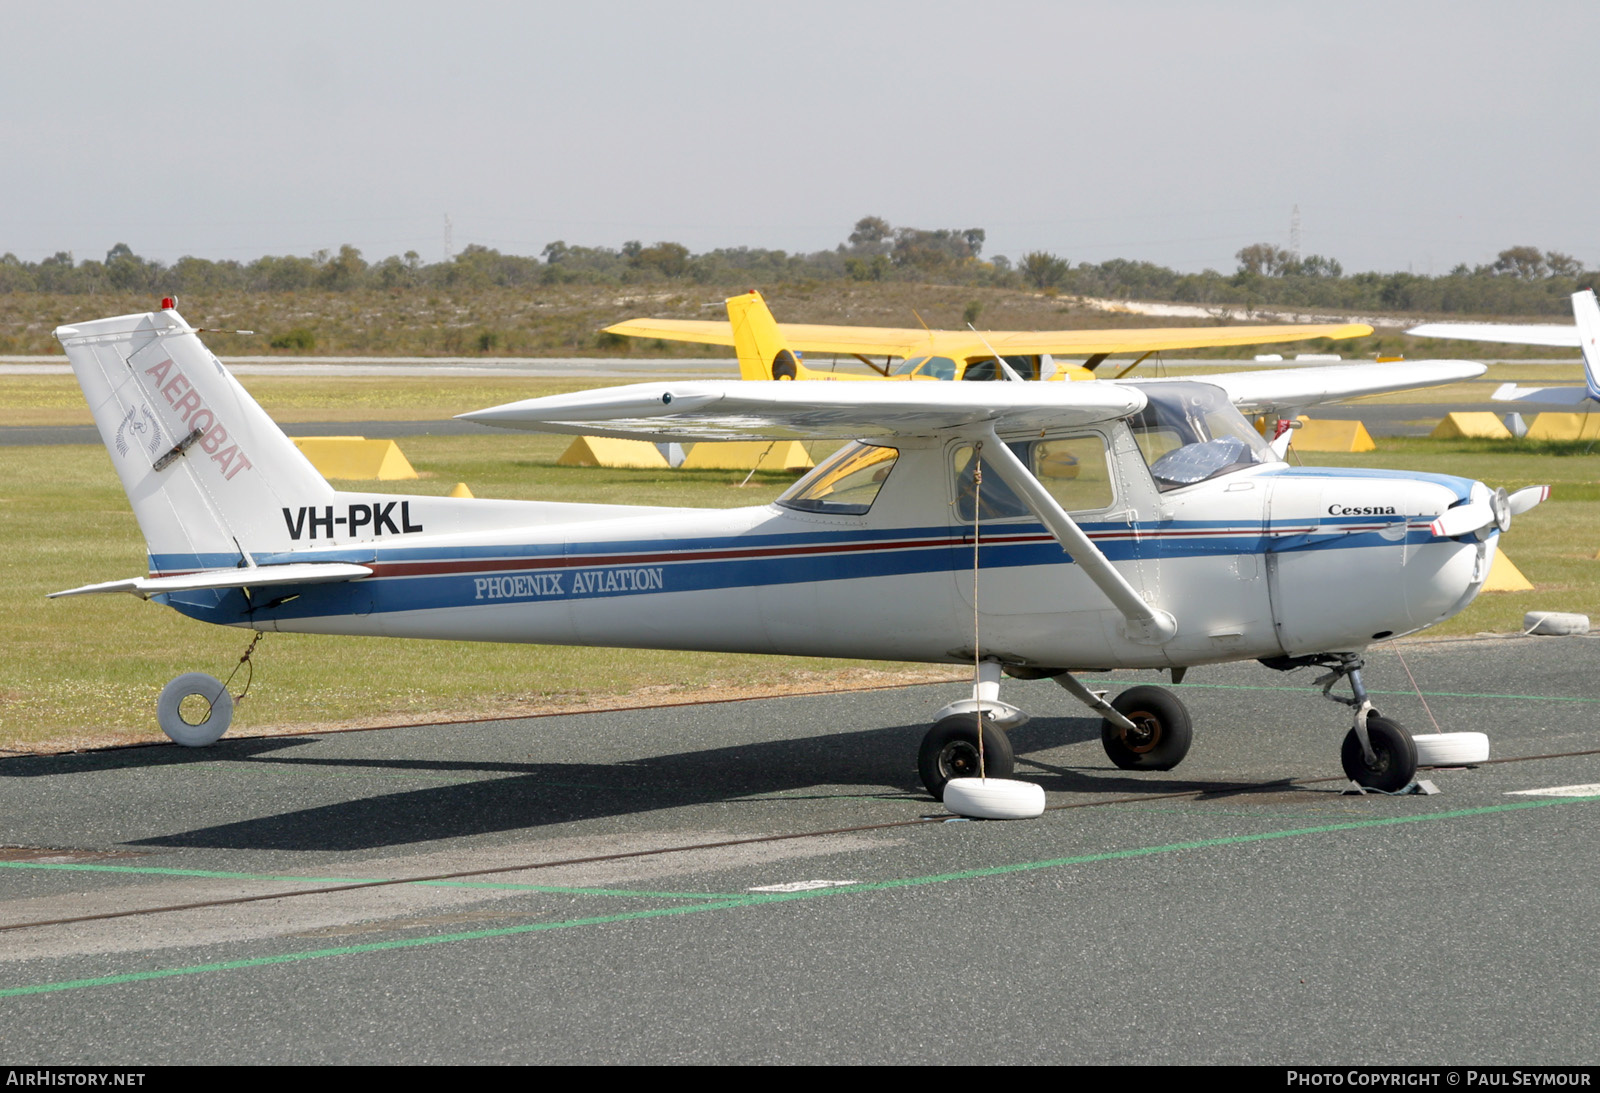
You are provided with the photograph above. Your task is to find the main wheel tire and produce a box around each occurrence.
[1101,685,1193,771]
[919,713,1014,800]
[1341,715,1418,792]
[156,672,234,747]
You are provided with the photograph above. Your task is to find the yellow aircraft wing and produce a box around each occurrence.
[604,316,1374,360]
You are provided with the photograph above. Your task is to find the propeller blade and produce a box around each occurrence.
[1430,501,1493,539]
[1507,484,1549,516]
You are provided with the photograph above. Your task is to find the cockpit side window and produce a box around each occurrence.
[952,433,1114,522]
[890,355,957,380]
[777,442,898,515]
[1126,381,1274,492]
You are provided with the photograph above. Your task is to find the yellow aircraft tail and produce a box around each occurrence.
[727,290,806,380]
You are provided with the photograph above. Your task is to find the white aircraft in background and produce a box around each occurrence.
[1408,289,1600,406]
[50,300,1540,800]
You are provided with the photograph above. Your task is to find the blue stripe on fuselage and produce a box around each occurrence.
[159,513,1428,626]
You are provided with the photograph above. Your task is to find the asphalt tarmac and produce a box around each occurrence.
[2,635,1597,1064]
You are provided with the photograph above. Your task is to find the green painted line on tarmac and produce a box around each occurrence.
[0,901,747,998]
[4,793,1595,1000]
[1102,678,1600,704]
[0,861,736,900]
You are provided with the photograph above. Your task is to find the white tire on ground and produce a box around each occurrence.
[1524,612,1590,636]
[156,672,234,747]
[942,777,1045,820]
[1412,732,1490,767]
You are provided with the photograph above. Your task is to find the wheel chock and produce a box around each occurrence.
[1342,779,1439,797]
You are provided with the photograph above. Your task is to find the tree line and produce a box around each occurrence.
[2,219,1592,317]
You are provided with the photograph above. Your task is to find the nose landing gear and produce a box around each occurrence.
[1261,652,1421,792]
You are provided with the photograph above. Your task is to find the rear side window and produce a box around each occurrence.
[777,443,898,515]
[953,434,1113,521]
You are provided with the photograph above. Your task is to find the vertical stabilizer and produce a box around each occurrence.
[1572,289,1600,401]
[55,308,336,572]
[726,290,804,380]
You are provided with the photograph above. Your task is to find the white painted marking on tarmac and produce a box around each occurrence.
[747,880,858,893]
[1505,784,1600,798]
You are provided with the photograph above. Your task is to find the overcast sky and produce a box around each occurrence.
[3,1,1594,275]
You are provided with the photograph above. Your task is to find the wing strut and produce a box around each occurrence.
[978,426,1177,645]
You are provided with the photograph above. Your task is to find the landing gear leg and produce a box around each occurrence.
[1313,654,1418,792]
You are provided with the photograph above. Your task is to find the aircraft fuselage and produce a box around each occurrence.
[160,425,1492,673]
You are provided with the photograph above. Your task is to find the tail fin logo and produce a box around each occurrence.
[114,405,165,459]
[141,358,254,480]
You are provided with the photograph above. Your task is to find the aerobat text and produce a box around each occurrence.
[140,358,253,480]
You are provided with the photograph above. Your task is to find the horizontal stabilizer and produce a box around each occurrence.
[1491,382,1595,405]
[1168,360,1486,415]
[50,562,373,600]
[1406,321,1581,348]
[459,380,1148,442]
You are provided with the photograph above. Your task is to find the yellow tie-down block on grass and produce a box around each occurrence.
[1526,413,1600,441]
[1430,412,1513,440]
[293,436,418,480]
[1287,417,1376,453]
[681,441,815,472]
[1483,550,1534,592]
[557,436,671,469]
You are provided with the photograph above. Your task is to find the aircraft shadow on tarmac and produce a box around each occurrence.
[2,719,1309,852]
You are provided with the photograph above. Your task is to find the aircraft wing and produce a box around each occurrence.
[604,317,1374,359]
[1405,321,1581,348]
[1148,360,1488,416]
[460,380,1148,442]
[50,562,373,600]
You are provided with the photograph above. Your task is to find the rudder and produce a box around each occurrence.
[726,290,804,381]
[56,306,336,572]
[1572,289,1600,401]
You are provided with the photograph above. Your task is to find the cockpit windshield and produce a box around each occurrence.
[1125,381,1275,492]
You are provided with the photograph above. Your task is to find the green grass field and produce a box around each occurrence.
[3,374,1596,753]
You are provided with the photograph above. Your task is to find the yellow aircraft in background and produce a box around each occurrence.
[605,290,1374,383]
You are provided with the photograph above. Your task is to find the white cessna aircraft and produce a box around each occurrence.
[52,301,1543,799]
[1408,288,1600,406]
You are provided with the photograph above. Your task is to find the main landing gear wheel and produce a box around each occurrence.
[919,713,1014,800]
[156,672,234,747]
[1101,685,1193,771]
[1341,714,1417,792]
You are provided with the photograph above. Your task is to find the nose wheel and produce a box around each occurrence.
[1341,714,1418,792]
